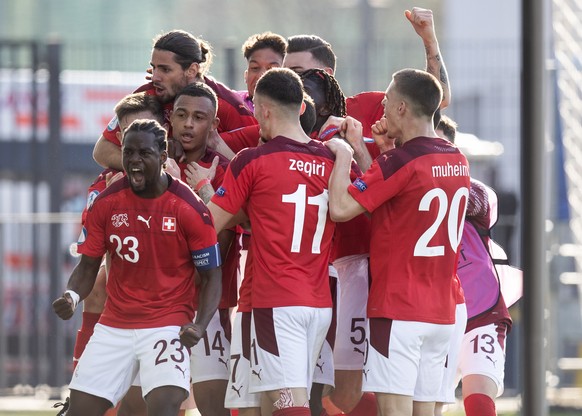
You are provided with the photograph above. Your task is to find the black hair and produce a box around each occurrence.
[242,32,287,60]
[287,35,336,72]
[254,68,303,107]
[153,30,213,76]
[300,68,346,117]
[175,82,218,114]
[124,119,167,151]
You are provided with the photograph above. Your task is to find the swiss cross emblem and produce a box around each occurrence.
[162,217,176,232]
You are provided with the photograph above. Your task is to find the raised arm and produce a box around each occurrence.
[405,7,451,108]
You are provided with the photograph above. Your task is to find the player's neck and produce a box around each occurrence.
[271,120,311,143]
[401,119,437,144]
[184,144,207,163]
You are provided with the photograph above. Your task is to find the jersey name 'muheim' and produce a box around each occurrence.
[289,158,326,177]
[431,161,470,178]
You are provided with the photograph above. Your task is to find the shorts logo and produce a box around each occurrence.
[111,213,129,228]
[174,364,186,378]
[107,116,118,131]
[216,186,226,197]
[231,385,243,397]
[353,178,368,192]
[162,217,176,232]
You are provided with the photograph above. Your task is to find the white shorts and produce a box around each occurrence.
[249,306,332,394]
[457,322,508,397]
[70,324,190,406]
[436,303,468,403]
[313,271,337,387]
[225,311,260,409]
[190,308,231,383]
[363,318,454,401]
[332,254,369,370]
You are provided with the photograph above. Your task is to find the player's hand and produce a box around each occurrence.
[52,294,75,320]
[319,116,346,139]
[167,138,186,163]
[325,137,354,158]
[164,158,181,179]
[145,67,153,82]
[339,116,364,148]
[405,7,436,44]
[371,118,397,153]
[105,171,124,188]
[179,323,205,348]
[185,156,218,189]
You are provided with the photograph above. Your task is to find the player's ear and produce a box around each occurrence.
[186,62,200,79]
[115,131,122,143]
[323,67,334,76]
[211,117,220,130]
[244,69,248,84]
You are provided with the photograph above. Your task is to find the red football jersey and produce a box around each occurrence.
[211,136,336,309]
[102,79,257,147]
[178,148,238,310]
[78,175,219,329]
[348,136,470,324]
[102,83,174,147]
[346,91,385,159]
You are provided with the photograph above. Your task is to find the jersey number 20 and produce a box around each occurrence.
[414,187,469,257]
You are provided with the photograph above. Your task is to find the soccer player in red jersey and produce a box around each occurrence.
[326,69,470,416]
[73,92,165,370]
[53,119,222,416]
[285,7,451,161]
[93,30,256,171]
[170,82,237,416]
[208,68,335,416]
[237,32,287,113]
[300,68,374,416]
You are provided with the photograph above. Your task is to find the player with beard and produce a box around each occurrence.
[93,30,256,171]
[53,119,222,416]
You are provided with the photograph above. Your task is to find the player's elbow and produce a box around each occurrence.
[329,204,352,223]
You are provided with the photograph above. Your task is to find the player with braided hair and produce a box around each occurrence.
[300,69,346,135]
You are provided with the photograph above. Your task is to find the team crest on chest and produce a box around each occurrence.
[111,213,129,228]
[162,217,176,232]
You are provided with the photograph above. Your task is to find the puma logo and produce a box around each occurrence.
[353,347,365,356]
[218,357,229,369]
[175,365,187,378]
[138,215,152,228]
[363,369,370,381]
[252,369,262,380]
[231,384,243,397]
[316,361,325,373]
[486,356,497,368]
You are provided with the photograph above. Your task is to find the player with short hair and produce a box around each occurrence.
[285,7,451,162]
[238,31,287,112]
[326,68,470,416]
[53,119,222,416]
[170,82,237,416]
[208,68,336,416]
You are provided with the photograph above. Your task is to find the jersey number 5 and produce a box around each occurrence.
[414,187,469,257]
[282,184,329,254]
